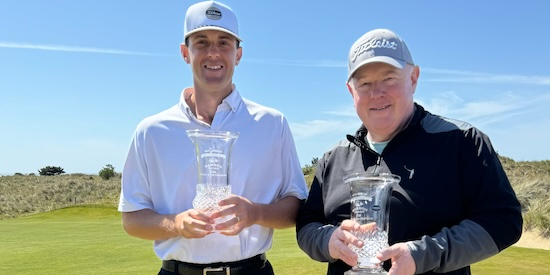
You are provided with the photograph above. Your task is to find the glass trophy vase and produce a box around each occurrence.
[343,172,401,275]
[187,130,239,228]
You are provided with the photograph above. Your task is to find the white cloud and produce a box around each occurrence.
[245,58,346,68]
[422,67,550,85]
[324,108,357,117]
[241,59,550,87]
[290,104,360,140]
[290,119,357,140]
[0,41,169,56]
[417,91,550,128]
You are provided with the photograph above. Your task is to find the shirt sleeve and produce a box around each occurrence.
[296,158,338,262]
[118,128,153,212]
[279,117,308,200]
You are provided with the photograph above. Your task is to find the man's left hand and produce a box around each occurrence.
[211,195,256,235]
[377,242,416,275]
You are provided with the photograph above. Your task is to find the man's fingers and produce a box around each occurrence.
[337,243,359,266]
[359,222,377,232]
[328,224,366,267]
[340,219,360,231]
[178,209,217,237]
[341,229,363,248]
[217,194,241,206]
[378,243,416,275]
[377,244,397,262]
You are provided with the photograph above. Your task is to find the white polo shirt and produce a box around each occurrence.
[118,86,308,263]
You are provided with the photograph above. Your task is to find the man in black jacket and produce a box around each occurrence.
[296,28,522,275]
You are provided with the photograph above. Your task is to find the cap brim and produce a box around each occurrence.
[185,26,242,42]
[347,57,407,82]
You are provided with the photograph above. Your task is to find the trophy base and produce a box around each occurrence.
[344,267,387,275]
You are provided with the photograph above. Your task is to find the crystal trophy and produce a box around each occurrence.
[187,130,239,230]
[343,172,400,274]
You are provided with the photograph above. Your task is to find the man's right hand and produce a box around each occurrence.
[328,220,363,266]
[176,209,215,238]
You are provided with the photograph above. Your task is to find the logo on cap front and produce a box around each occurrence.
[205,7,222,20]
[351,38,398,63]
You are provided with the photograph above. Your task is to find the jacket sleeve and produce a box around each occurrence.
[296,161,339,263]
[407,219,498,273]
[409,127,523,273]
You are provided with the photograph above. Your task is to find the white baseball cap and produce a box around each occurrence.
[184,1,242,42]
[347,29,414,82]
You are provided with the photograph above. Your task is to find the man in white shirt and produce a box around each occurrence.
[118,1,308,274]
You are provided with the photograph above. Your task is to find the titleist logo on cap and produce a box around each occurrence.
[206,7,222,20]
[351,38,398,63]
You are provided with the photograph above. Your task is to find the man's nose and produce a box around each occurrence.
[370,82,384,97]
[206,44,220,57]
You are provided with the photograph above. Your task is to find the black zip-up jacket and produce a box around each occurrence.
[296,104,522,275]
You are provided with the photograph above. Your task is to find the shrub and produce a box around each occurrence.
[39,166,65,176]
[99,164,116,180]
[302,157,318,176]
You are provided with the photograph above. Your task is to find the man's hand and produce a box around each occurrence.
[176,209,215,238]
[327,220,368,266]
[210,195,255,235]
[377,242,416,275]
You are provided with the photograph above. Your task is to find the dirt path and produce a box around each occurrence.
[513,229,550,250]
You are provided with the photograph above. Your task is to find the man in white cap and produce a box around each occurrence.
[296,28,522,274]
[118,1,308,274]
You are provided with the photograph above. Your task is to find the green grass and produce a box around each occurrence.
[471,246,550,274]
[0,206,159,274]
[269,225,326,274]
[1,206,549,274]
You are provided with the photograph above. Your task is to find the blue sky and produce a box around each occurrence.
[2,0,550,175]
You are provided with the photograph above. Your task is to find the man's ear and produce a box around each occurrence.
[410,65,420,92]
[346,81,354,96]
[235,47,243,66]
[181,43,190,64]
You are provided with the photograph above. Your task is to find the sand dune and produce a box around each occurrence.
[513,229,550,250]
